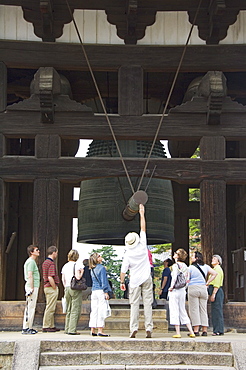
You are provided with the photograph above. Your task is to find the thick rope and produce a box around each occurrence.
[65,0,135,194]
[137,0,203,191]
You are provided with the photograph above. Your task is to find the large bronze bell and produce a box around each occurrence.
[78,140,174,245]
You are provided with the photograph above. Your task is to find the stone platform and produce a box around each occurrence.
[0,300,246,331]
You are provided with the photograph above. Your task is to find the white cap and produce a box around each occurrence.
[125,232,140,248]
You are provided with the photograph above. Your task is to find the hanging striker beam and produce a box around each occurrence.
[122,190,148,221]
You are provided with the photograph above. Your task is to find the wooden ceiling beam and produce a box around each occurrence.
[1,156,246,184]
[1,41,246,72]
[2,110,246,140]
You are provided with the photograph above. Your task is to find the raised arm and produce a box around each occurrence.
[139,204,146,232]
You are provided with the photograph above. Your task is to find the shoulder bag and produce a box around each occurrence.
[70,263,87,291]
[193,263,206,281]
[173,263,187,289]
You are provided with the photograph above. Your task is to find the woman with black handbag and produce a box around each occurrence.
[188,251,217,336]
[89,252,112,337]
[61,249,84,335]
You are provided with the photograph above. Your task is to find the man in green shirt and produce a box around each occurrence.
[22,245,40,334]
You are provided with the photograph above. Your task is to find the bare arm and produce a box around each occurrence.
[62,274,66,288]
[159,276,168,294]
[206,268,218,286]
[75,268,84,280]
[120,272,126,291]
[48,276,56,289]
[27,271,34,294]
[139,204,146,232]
[210,286,219,302]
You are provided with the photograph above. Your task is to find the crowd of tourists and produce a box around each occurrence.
[21,204,224,338]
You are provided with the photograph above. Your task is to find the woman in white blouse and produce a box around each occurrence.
[61,249,84,335]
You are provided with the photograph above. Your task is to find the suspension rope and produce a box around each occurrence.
[65,0,135,194]
[136,0,203,191]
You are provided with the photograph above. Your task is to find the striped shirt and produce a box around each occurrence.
[42,258,59,287]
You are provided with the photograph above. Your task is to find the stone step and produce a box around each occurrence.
[110,309,167,319]
[39,350,233,367]
[39,366,235,370]
[40,339,233,353]
[104,318,168,331]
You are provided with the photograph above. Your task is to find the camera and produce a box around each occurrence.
[26,290,33,297]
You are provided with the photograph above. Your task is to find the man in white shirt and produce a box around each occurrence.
[120,204,153,338]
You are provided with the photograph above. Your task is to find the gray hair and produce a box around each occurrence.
[213,254,222,265]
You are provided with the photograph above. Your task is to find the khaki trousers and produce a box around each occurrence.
[43,286,59,328]
[188,284,208,327]
[64,287,83,334]
[129,275,153,333]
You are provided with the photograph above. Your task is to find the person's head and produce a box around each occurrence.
[212,254,222,266]
[89,252,102,269]
[191,251,204,265]
[173,248,187,262]
[67,249,79,262]
[125,232,140,249]
[47,245,58,259]
[27,244,40,257]
[83,258,89,267]
[164,258,173,267]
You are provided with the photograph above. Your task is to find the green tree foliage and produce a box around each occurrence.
[90,245,123,298]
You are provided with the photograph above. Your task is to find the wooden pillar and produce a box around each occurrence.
[200,136,227,299]
[118,65,143,115]
[226,185,237,300]
[0,62,7,112]
[33,134,61,300]
[0,178,6,300]
[172,183,190,259]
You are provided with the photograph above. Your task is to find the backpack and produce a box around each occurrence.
[173,263,187,289]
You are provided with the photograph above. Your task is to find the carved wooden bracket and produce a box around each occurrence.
[188,0,240,44]
[198,71,227,125]
[22,0,74,41]
[40,0,55,42]
[106,0,157,44]
[7,67,93,122]
[34,67,61,123]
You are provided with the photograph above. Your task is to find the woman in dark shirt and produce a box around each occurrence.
[159,258,173,299]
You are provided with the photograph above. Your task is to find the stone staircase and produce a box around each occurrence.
[39,339,236,370]
[104,307,168,332]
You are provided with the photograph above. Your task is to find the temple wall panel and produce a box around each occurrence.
[1,6,246,45]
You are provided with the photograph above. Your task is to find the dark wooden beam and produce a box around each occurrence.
[2,108,246,140]
[0,179,6,300]
[0,62,7,113]
[2,41,246,72]
[1,0,246,12]
[1,157,246,184]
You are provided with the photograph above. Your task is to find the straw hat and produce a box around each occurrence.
[125,232,140,248]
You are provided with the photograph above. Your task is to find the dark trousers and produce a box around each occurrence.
[210,286,224,334]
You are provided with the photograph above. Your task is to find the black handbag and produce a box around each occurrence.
[70,263,87,291]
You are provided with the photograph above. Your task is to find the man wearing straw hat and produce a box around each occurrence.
[120,204,153,338]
